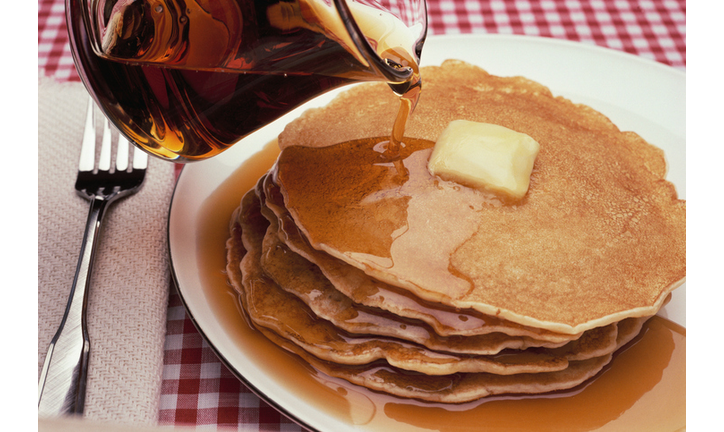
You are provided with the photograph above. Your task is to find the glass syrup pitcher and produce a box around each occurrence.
[66,0,428,161]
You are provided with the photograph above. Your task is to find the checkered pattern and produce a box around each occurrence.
[159,289,305,430]
[426,0,686,68]
[38,0,686,83]
[38,0,79,81]
[38,0,686,430]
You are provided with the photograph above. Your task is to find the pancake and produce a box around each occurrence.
[544,317,644,361]
[254,325,626,404]
[234,189,573,375]
[260,214,575,354]
[258,199,609,356]
[305,315,646,404]
[273,60,686,334]
[260,173,579,343]
[226,205,647,403]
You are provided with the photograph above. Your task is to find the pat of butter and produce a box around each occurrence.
[428,120,540,201]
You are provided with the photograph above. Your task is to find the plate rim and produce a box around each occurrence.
[167,33,686,432]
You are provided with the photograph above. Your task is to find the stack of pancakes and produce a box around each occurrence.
[225,60,685,403]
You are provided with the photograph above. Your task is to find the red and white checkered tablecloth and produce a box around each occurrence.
[38,0,686,430]
[39,0,686,83]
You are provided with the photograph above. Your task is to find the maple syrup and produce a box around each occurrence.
[193,142,685,431]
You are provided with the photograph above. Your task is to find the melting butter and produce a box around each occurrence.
[428,120,540,201]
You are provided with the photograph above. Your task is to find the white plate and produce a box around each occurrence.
[168,34,685,431]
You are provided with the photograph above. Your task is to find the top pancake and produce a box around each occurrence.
[260,173,579,342]
[273,60,685,334]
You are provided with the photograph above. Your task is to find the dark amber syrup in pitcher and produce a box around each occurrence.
[67,0,362,161]
[67,0,422,161]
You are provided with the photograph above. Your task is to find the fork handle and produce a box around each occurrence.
[38,196,109,417]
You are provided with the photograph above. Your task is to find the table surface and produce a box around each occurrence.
[38,0,686,430]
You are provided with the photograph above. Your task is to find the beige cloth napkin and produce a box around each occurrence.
[38,417,240,432]
[38,78,176,426]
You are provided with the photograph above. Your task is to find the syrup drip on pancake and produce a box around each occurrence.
[273,138,505,303]
[380,67,422,165]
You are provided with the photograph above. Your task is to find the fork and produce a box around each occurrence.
[38,98,148,416]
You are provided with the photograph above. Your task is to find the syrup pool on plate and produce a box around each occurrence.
[192,140,685,432]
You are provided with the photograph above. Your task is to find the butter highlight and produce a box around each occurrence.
[428,120,540,201]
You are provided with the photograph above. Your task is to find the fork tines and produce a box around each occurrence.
[79,98,148,174]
